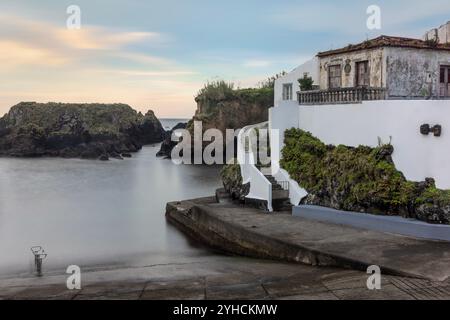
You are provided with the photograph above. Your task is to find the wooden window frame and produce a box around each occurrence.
[355,60,370,87]
[328,65,342,89]
[440,65,450,97]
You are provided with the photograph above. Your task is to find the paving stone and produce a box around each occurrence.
[144,278,205,291]
[277,292,339,300]
[389,277,450,300]
[206,273,263,287]
[263,276,330,298]
[74,282,145,300]
[322,270,390,291]
[141,288,205,300]
[10,285,78,300]
[140,278,206,300]
[332,284,415,300]
[206,283,267,300]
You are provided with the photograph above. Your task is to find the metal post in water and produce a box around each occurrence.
[31,246,47,277]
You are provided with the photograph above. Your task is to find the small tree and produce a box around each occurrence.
[298,75,314,91]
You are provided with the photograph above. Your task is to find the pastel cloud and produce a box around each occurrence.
[0,40,68,68]
[0,12,199,117]
[55,28,164,50]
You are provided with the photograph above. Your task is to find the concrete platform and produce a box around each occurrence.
[166,197,450,282]
[1,253,449,300]
[294,205,450,242]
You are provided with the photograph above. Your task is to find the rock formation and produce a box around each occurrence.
[0,102,165,160]
[156,122,187,159]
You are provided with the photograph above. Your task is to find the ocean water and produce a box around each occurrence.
[0,119,222,277]
[160,118,189,131]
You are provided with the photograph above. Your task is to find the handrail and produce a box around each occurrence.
[237,122,273,212]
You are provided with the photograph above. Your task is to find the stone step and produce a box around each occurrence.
[272,189,289,199]
[272,197,293,212]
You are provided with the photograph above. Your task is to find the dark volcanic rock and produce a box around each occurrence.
[156,122,187,159]
[220,163,250,201]
[0,102,165,160]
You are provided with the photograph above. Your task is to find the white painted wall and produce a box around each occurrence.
[297,100,450,189]
[270,105,308,205]
[237,122,273,211]
[274,58,319,108]
[269,104,299,175]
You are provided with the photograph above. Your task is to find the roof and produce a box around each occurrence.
[317,35,450,57]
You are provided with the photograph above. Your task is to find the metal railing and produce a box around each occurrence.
[298,87,387,105]
[278,181,290,192]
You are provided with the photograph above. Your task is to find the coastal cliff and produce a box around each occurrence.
[188,82,273,136]
[157,82,274,161]
[0,102,165,160]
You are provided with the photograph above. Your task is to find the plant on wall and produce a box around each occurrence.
[298,75,314,91]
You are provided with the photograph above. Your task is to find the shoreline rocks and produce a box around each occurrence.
[0,102,165,160]
[156,122,187,159]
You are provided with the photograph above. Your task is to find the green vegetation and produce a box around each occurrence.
[195,81,236,102]
[189,77,278,136]
[221,162,243,186]
[280,128,450,224]
[298,75,314,91]
[195,81,274,105]
[220,161,249,200]
[4,102,145,135]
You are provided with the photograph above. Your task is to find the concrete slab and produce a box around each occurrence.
[166,199,450,281]
[294,205,450,242]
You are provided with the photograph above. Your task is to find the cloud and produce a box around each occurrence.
[0,13,172,69]
[0,40,68,68]
[0,11,200,118]
[55,28,164,50]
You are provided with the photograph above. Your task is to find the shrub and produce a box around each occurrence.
[280,128,450,224]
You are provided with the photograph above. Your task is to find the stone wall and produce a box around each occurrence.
[385,47,450,98]
[318,48,385,89]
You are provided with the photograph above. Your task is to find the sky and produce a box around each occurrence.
[1,0,450,118]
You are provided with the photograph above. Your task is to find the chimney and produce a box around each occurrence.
[423,21,450,44]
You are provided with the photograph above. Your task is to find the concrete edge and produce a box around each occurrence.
[293,205,450,242]
[165,199,429,280]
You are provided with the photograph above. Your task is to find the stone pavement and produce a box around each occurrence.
[166,197,450,281]
[1,256,450,300]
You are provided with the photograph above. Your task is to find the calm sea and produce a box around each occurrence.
[0,119,223,277]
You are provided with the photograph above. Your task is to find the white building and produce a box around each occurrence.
[238,27,450,216]
[274,58,319,108]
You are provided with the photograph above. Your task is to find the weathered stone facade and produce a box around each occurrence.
[318,48,385,90]
[385,47,450,98]
[317,36,450,99]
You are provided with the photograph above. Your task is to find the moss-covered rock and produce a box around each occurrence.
[188,84,273,139]
[220,162,250,201]
[280,128,450,224]
[0,102,165,159]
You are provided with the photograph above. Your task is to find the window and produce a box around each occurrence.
[356,61,370,87]
[328,65,342,89]
[440,66,450,97]
[282,83,293,100]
